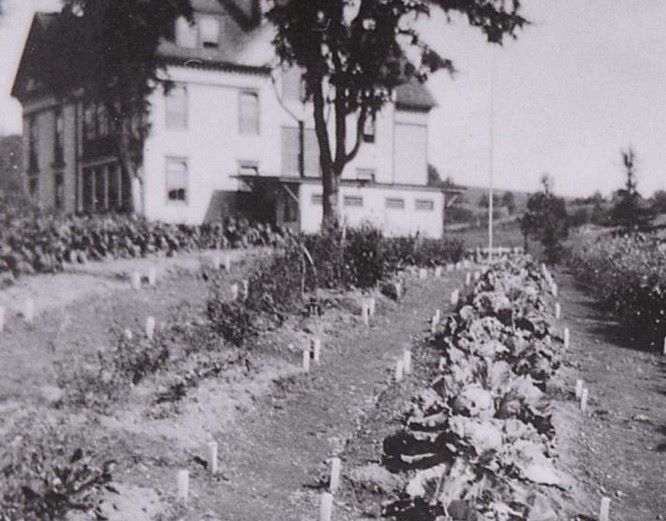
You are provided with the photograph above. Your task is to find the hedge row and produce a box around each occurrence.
[569,233,666,346]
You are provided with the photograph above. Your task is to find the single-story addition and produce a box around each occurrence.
[11,0,462,238]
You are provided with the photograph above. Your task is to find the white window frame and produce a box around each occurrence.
[165,157,189,205]
[199,17,220,48]
[415,198,434,211]
[239,90,260,135]
[165,84,188,130]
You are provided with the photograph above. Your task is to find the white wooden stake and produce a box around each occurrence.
[564,327,570,349]
[446,263,454,272]
[555,302,561,320]
[302,348,310,372]
[473,271,481,281]
[312,337,322,364]
[319,492,333,521]
[24,299,34,324]
[361,302,369,326]
[368,297,376,316]
[434,266,442,278]
[599,497,610,521]
[662,337,666,356]
[403,350,412,375]
[147,266,157,286]
[176,469,189,503]
[241,279,249,300]
[465,273,472,286]
[0,305,5,333]
[450,289,459,306]
[438,357,446,371]
[551,282,558,297]
[230,283,239,301]
[419,268,427,280]
[145,316,156,340]
[224,254,232,271]
[580,388,589,413]
[123,328,133,341]
[130,271,141,290]
[575,379,584,399]
[395,359,404,382]
[329,457,341,493]
[206,441,218,475]
[455,262,462,271]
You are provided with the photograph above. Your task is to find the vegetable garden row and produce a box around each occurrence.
[569,233,666,346]
[369,257,571,520]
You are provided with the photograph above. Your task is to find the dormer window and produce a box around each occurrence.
[200,17,220,48]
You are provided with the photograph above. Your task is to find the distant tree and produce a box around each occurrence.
[652,189,666,214]
[37,0,194,212]
[500,190,516,214]
[266,0,527,228]
[428,164,458,188]
[520,174,569,263]
[477,192,500,208]
[568,206,589,227]
[610,148,655,230]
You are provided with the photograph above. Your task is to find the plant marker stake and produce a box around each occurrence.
[403,350,412,375]
[312,337,322,364]
[368,297,376,316]
[329,457,341,493]
[419,268,427,280]
[176,469,189,503]
[450,289,459,306]
[224,254,232,271]
[207,441,218,475]
[147,266,157,286]
[555,302,561,320]
[474,271,481,281]
[455,262,462,271]
[564,327,570,349]
[320,492,333,521]
[394,281,402,299]
[446,263,454,272]
[438,357,446,371]
[130,271,141,290]
[362,302,369,326]
[395,359,404,382]
[434,266,442,278]
[230,283,239,301]
[465,272,472,286]
[580,388,589,413]
[24,299,35,324]
[123,328,133,341]
[145,316,156,340]
[552,282,558,297]
[599,497,610,521]
[0,305,5,333]
[575,379,584,399]
[241,279,249,300]
[302,348,310,373]
[663,337,666,356]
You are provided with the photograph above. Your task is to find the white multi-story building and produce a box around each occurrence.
[12,0,458,237]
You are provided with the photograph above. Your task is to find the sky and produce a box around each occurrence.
[1,0,665,197]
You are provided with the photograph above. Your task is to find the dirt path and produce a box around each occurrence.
[155,272,466,521]
[553,270,666,521]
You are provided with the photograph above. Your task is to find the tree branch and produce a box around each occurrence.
[345,106,367,164]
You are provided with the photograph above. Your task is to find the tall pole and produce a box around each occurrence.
[488,47,496,262]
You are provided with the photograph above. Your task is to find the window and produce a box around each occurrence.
[363,116,376,143]
[94,166,107,210]
[199,17,220,48]
[385,197,405,209]
[343,195,363,207]
[97,104,109,137]
[107,164,122,210]
[282,127,319,176]
[415,198,434,211]
[54,108,65,165]
[239,91,260,135]
[311,194,323,205]
[165,85,188,129]
[166,158,188,203]
[175,17,197,48]
[28,176,39,198]
[238,161,259,176]
[282,67,305,101]
[84,102,96,141]
[28,115,39,172]
[356,168,375,182]
[54,172,64,210]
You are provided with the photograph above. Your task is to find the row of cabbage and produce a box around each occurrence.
[381,257,565,520]
[0,214,283,284]
[569,233,666,346]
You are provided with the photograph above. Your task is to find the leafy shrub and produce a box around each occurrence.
[569,233,666,345]
[207,300,257,347]
[0,419,114,521]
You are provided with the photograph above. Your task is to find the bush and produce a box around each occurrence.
[569,233,666,345]
[207,299,257,347]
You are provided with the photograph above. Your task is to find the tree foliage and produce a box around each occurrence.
[266,0,527,227]
[36,0,193,211]
[610,147,655,230]
[520,175,568,263]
